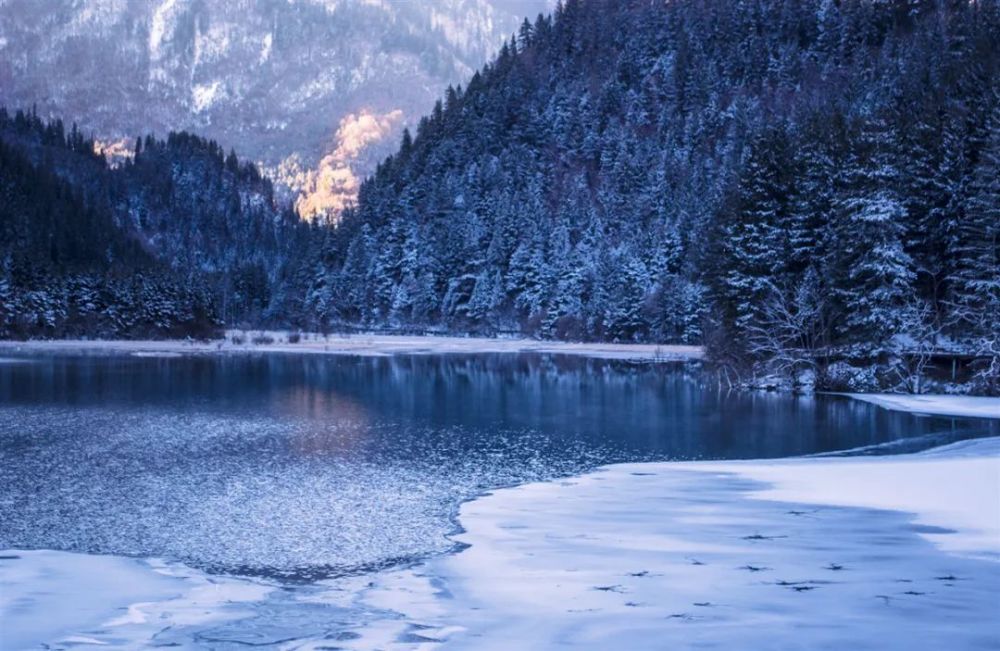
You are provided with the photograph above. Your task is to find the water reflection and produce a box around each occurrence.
[1,353,992,460]
[0,353,995,579]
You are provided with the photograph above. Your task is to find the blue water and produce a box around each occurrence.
[0,352,995,580]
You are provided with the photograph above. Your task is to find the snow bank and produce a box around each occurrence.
[0,333,702,362]
[848,393,1000,419]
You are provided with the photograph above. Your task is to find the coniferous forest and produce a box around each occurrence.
[2,0,999,393]
[0,109,315,338]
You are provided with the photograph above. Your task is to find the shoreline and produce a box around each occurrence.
[4,435,998,649]
[2,348,998,648]
[352,435,1000,649]
[845,392,1000,419]
[0,332,702,362]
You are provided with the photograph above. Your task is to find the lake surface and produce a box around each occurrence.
[1,352,996,581]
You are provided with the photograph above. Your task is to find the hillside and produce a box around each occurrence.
[306,0,1000,392]
[0,0,550,215]
[0,108,312,338]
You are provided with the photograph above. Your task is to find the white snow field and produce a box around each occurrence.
[3,435,998,650]
[0,550,275,650]
[0,333,701,362]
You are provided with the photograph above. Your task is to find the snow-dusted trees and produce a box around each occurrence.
[306,0,998,390]
[0,108,309,338]
[829,115,914,343]
[952,99,1000,337]
[713,126,794,340]
[309,0,998,370]
[5,0,997,391]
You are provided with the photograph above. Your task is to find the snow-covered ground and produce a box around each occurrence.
[848,393,1000,419]
[0,332,701,362]
[3,436,998,650]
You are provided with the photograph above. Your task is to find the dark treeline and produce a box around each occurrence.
[305,0,999,392]
[0,108,317,338]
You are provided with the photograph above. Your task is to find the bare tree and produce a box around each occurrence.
[746,272,832,387]
[889,295,941,394]
[970,336,1000,395]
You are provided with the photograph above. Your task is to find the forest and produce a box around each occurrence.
[1,0,998,393]
[307,0,999,392]
[0,108,316,338]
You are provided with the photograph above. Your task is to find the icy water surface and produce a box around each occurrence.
[0,352,996,581]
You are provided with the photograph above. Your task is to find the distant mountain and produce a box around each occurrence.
[0,0,551,216]
[308,0,1000,393]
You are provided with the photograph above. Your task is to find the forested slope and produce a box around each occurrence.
[0,109,315,338]
[3,0,998,393]
[307,0,1000,391]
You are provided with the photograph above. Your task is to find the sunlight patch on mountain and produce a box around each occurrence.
[289,108,404,219]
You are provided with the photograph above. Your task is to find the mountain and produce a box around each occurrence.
[306,0,1000,393]
[0,108,311,338]
[0,0,551,216]
[3,0,997,394]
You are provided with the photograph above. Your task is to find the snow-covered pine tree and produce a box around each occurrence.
[829,113,914,344]
[952,99,1000,338]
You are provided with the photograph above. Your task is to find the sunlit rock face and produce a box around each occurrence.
[289,108,404,218]
[0,0,550,217]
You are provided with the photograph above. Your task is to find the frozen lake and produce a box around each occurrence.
[1,353,997,648]
[2,352,997,580]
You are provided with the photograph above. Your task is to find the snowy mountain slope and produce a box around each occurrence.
[0,0,551,215]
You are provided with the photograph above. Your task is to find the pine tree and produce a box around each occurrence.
[713,127,791,340]
[830,115,914,343]
[951,101,1000,338]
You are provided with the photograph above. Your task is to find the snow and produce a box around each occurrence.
[690,437,1000,559]
[192,80,226,113]
[6,438,995,649]
[148,0,178,62]
[129,350,183,358]
[0,551,274,650]
[347,436,1000,649]
[848,393,1000,419]
[260,32,273,63]
[0,550,182,649]
[0,333,702,362]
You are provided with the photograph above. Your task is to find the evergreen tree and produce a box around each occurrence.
[830,115,914,343]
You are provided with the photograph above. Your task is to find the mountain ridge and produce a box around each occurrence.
[0,0,551,216]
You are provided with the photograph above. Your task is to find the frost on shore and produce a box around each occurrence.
[0,333,701,362]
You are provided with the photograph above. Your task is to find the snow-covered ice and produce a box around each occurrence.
[0,551,276,650]
[347,436,1000,649]
[691,437,1000,560]
[848,393,1000,419]
[4,437,997,649]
